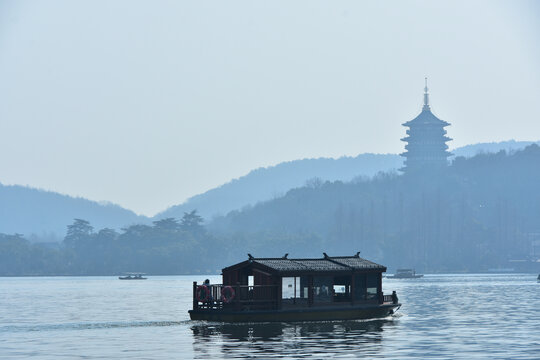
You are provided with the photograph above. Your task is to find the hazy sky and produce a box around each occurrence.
[1,0,539,216]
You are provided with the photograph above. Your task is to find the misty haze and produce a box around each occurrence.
[1,1,539,359]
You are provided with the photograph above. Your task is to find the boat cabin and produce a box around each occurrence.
[192,252,397,312]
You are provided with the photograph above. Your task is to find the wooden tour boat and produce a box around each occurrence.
[189,252,401,322]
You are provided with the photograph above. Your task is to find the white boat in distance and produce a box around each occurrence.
[387,269,423,279]
[118,273,147,280]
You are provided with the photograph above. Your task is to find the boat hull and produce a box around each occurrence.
[189,303,400,323]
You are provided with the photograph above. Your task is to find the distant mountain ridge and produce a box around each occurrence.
[451,140,540,158]
[156,154,404,221]
[1,140,537,239]
[156,140,540,221]
[0,184,148,239]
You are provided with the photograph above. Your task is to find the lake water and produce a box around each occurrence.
[1,274,539,359]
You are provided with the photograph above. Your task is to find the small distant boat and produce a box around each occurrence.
[118,273,147,280]
[387,269,423,279]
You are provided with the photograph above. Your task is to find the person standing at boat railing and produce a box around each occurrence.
[391,291,399,304]
[203,279,214,302]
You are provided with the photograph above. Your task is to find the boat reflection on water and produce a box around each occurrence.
[191,319,397,358]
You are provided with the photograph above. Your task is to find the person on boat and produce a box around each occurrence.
[321,285,329,296]
[203,279,213,301]
[391,290,399,304]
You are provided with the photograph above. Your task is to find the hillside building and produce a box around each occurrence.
[400,79,452,173]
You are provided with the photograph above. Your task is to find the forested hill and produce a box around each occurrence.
[2,145,540,275]
[0,184,147,239]
[1,139,537,239]
[156,140,539,221]
[452,140,539,158]
[157,154,403,221]
[209,144,540,272]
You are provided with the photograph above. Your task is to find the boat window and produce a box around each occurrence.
[333,276,351,302]
[299,276,309,299]
[354,275,367,300]
[248,275,254,287]
[282,277,295,299]
[282,277,306,303]
[296,277,304,298]
[313,276,332,303]
[366,274,379,300]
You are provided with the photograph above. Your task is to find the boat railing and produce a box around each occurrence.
[193,282,279,310]
[193,282,399,310]
[382,293,400,304]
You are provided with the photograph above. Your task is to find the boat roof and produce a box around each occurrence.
[222,252,386,275]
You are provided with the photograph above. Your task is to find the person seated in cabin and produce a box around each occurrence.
[321,285,329,296]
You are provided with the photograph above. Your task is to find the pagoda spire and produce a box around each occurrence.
[423,77,430,110]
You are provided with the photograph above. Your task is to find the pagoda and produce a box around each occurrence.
[400,79,452,173]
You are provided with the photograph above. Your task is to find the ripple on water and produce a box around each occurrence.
[0,320,189,333]
[1,274,539,359]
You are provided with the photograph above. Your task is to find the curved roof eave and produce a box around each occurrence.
[402,109,450,127]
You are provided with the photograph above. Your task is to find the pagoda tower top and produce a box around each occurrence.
[423,77,430,110]
[400,80,452,174]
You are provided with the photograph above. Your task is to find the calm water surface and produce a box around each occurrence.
[1,274,539,359]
